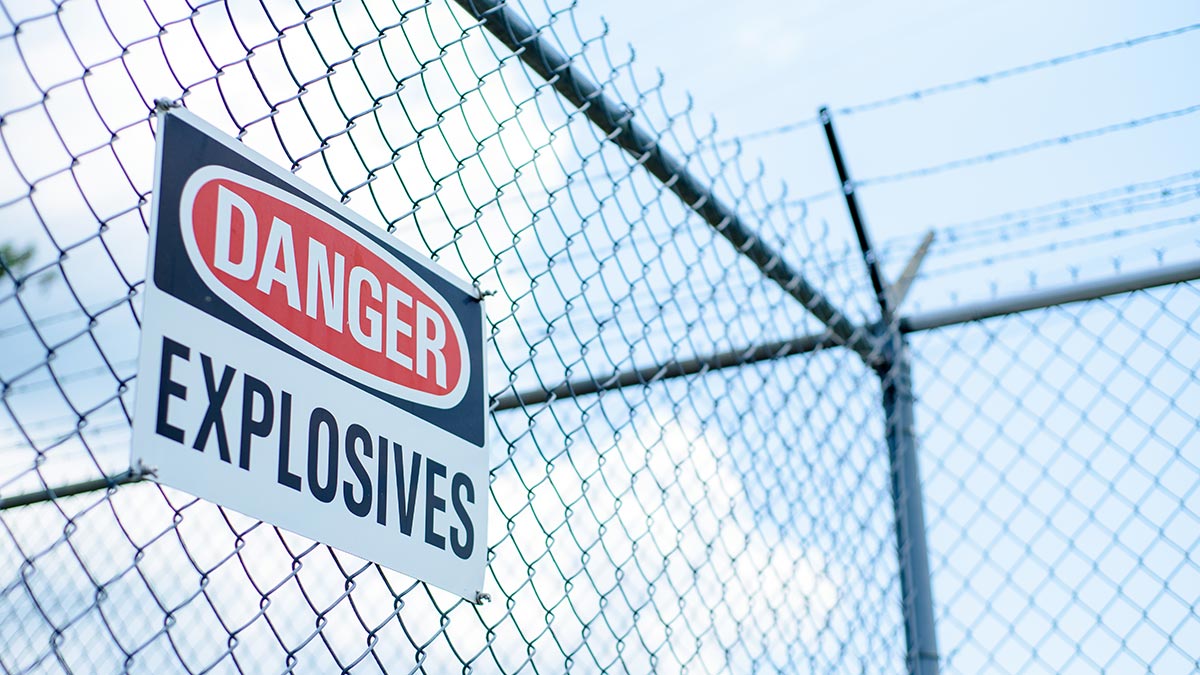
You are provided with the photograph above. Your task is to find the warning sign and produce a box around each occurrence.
[132,107,488,600]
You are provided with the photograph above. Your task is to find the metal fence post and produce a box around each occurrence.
[821,106,940,674]
[880,331,940,675]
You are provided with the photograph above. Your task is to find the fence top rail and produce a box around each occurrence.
[900,258,1200,333]
[454,0,874,361]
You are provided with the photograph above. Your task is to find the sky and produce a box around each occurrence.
[561,0,1200,314]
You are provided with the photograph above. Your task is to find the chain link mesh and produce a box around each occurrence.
[1,0,1197,673]
[911,283,1200,674]
[0,0,896,672]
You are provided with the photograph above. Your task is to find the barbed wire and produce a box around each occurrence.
[857,101,1200,188]
[937,181,1200,248]
[869,181,1200,284]
[918,211,1200,281]
[880,168,1200,256]
[717,20,1200,147]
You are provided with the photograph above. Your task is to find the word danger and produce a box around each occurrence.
[153,335,476,560]
[179,166,469,409]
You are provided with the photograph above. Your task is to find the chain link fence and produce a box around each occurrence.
[0,0,1197,673]
[0,0,896,671]
[912,283,1200,674]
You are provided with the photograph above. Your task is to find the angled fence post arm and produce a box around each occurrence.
[890,230,936,311]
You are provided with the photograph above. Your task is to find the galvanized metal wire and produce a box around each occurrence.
[911,282,1200,674]
[0,0,893,672]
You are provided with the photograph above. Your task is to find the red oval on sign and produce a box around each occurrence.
[179,167,467,407]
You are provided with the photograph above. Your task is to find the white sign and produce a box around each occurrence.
[132,107,488,600]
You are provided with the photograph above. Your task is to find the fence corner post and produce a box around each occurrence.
[879,328,940,675]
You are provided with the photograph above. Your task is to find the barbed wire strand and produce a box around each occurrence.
[718,21,1200,147]
[855,102,1200,188]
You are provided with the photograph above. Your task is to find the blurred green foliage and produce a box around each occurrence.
[0,242,34,279]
